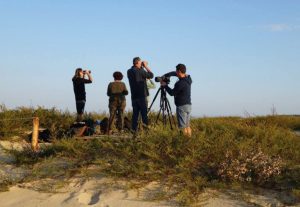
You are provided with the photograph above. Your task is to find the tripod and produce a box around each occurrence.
[148,86,176,129]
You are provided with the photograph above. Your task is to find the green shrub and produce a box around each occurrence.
[2,106,300,205]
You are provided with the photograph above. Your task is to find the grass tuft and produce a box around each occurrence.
[1,106,300,205]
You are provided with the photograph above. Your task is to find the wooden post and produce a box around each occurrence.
[31,117,39,152]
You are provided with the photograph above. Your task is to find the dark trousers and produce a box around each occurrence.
[132,98,148,131]
[76,100,86,114]
[108,99,126,132]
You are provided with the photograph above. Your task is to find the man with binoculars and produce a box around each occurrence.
[127,57,154,132]
[72,68,93,122]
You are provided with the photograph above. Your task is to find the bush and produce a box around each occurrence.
[0,105,106,140]
[2,107,300,205]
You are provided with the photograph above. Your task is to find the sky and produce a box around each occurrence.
[0,0,299,117]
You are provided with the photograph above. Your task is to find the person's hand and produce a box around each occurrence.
[142,61,152,72]
[160,81,167,87]
[142,61,148,67]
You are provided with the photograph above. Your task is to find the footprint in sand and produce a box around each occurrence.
[78,191,101,206]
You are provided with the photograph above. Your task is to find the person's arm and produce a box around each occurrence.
[107,83,112,96]
[84,70,93,83]
[142,61,154,79]
[165,82,183,97]
[165,85,175,96]
[163,71,177,78]
[127,69,133,84]
[123,83,129,96]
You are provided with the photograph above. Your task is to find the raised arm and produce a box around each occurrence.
[142,61,154,79]
[84,70,93,83]
[163,71,177,78]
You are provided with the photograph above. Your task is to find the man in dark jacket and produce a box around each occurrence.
[127,57,154,132]
[162,64,192,137]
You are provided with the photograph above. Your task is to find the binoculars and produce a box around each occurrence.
[83,70,91,74]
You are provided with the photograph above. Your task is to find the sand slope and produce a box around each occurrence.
[0,141,297,207]
[0,177,259,207]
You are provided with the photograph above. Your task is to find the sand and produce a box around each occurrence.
[0,178,258,207]
[0,141,297,207]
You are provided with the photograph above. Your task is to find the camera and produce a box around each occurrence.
[155,76,170,84]
[83,70,91,74]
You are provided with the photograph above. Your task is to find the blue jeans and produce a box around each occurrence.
[176,104,192,129]
[132,98,148,131]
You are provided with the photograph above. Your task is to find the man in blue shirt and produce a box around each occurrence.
[161,64,192,137]
[127,57,154,132]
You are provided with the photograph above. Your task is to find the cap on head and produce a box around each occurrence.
[133,57,141,65]
[176,64,186,74]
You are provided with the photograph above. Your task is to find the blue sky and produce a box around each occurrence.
[0,0,299,116]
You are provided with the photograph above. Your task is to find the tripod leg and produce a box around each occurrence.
[148,88,161,113]
[157,90,163,126]
[162,94,167,127]
[150,86,176,129]
[166,98,176,127]
[155,105,162,124]
[165,99,173,129]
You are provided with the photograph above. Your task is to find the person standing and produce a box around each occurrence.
[127,57,154,132]
[161,64,192,137]
[72,68,93,122]
[107,71,128,134]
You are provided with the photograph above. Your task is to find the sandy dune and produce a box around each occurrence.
[0,141,297,207]
[0,178,256,207]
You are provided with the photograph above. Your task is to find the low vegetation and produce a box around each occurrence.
[1,105,300,206]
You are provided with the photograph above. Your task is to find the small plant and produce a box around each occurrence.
[218,148,282,184]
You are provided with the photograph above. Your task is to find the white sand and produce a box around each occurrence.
[0,178,171,207]
[0,178,257,207]
[0,141,296,207]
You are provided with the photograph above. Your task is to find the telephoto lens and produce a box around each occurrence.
[155,76,163,83]
[155,76,170,84]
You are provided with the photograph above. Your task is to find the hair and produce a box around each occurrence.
[73,68,83,80]
[113,71,123,81]
[133,57,141,65]
[176,64,186,74]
